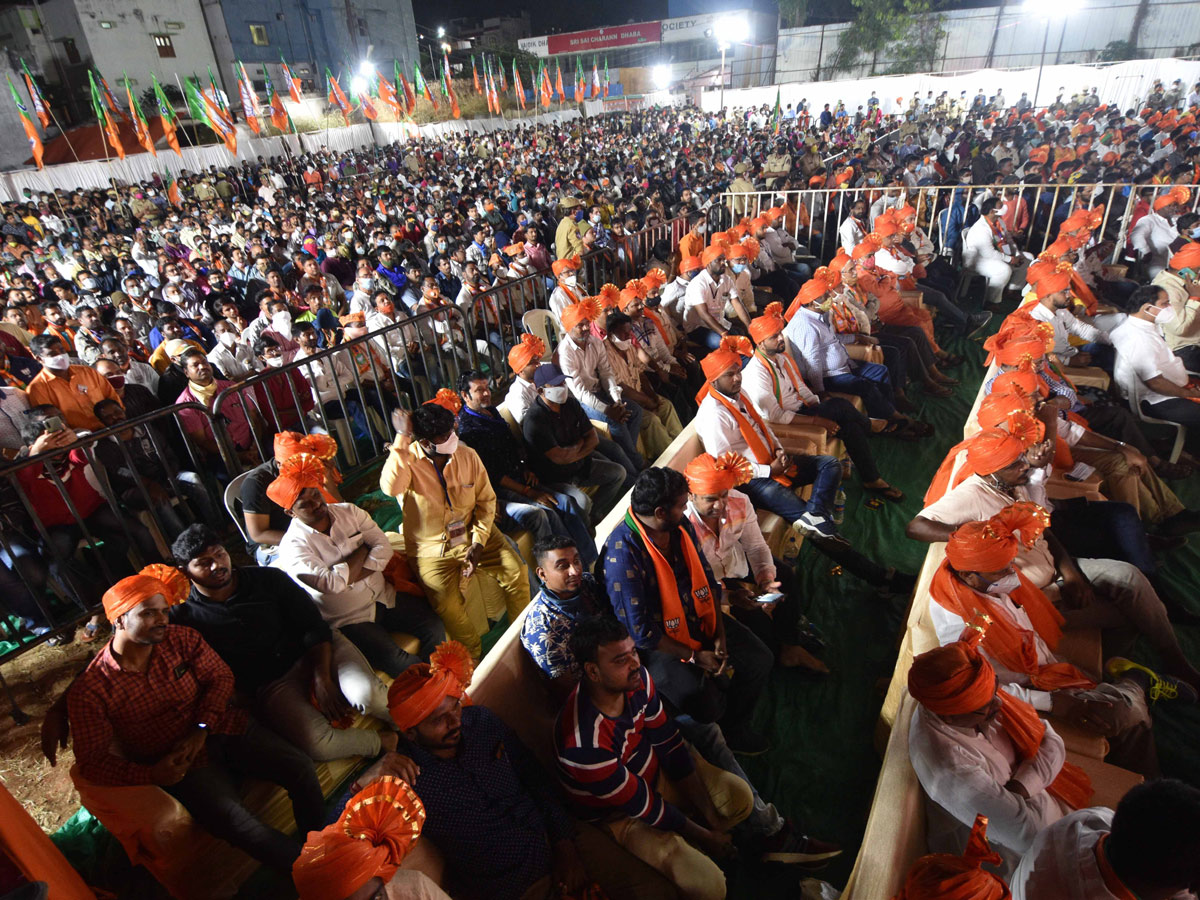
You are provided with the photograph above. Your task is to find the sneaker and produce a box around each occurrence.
[1106,657,1199,705]
[796,511,838,539]
[757,822,844,866]
[965,311,994,339]
[725,727,771,756]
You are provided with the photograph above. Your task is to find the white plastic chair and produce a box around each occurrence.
[1135,401,1187,464]
[223,470,253,544]
[521,309,561,358]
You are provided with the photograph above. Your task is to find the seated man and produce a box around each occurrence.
[557,297,645,471]
[604,310,683,460]
[893,815,1012,900]
[907,634,1081,873]
[271,452,446,677]
[1011,778,1200,900]
[555,614,752,900]
[503,334,543,425]
[909,427,1200,688]
[380,402,529,660]
[170,524,399,762]
[694,336,910,591]
[683,246,749,351]
[1111,284,1200,430]
[252,334,315,435]
[1152,241,1200,372]
[743,301,903,501]
[522,363,635,516]
[931,506,1193,777]
[176,349,262,469]
[1026,266,1113,371]
[599,467,773,754]
[67,569,324,873]
[684,453,827,673]
[455,371,597,567]
[386,642,677,900]
[963,197,1030,306]
[26,333,121,431]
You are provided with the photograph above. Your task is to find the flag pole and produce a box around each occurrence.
[172,74,201,149]
[42,103,81,164]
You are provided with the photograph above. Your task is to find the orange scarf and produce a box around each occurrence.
[829,297,861,334]
[625,511,716,651]
[709,389,793,486]
[930,562,1095,692]
[996,692,1094,810]
[0,367,29,389]
[1069,271,1098,316]
[642,309,670,346]
[1094,835,1138,900]
[756,348,812,406]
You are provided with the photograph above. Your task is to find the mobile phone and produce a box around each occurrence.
[42,415,65,434]
[755,592,784,605]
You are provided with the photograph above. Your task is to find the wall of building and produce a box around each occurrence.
[776,0,1200,84]
[0,56,38,168]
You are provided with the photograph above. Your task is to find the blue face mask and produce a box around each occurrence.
[731,263,748,274]
[1191,228,1200,239]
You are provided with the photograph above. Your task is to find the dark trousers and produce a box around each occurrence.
[1143,397,1200,429]
[807,397,881,482]
[728,557,806,651]
[340,599,447,677]
[1174,344,1200,374]
[1080,403,1157,458]
[642,613,772,731]
[826,361,896,419]
[1051,497,1157,577]
[164,720,324,872]
[880,324,938,377]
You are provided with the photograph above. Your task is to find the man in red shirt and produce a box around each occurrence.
[66,569,324,873]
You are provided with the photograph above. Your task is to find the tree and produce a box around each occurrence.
[778,0,811,28]
[1099,40,1143,61]
[831,0,946,75]
[141,82,183,112]
[887,0,947,74]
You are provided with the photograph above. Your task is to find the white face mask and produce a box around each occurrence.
[433,433,458,455]
[81,278,97,290]
[264,356,283,368]
[563,274,577,287]
[1153,304,1178,326]
[590,214,601,224]
[42,353,70,371]
[985,571,1021,597]
[127,285,143,297]
[695,224,707,235]
[612,337,632,351]
[357,277,373,291]
[168,274,181,284]
[543,385,570,404]
[218,331,237,348]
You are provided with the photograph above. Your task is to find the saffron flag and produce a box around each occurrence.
[397,63,416,115]
[326,68,352,125]
[186,76,236,155]
[359,88,379,120]
[8,75,43,169]
[208,66,228,113]
[414,64,437,110]
[472,55,481,95]
[97,72,130,125]
[513,59,526,110]
[280,57,302,102]
[378,72,401,117]
[573,58,583,103]
[165,173,182,207]
[152,75,182,156]
[498,58,507,92]
[603,57,610,98]
[20,60,49,128]
[89,70,125,159]
[264,70,292,131]
[540,62,552,108]
[443,52,461,119]
[237,62,261,134]
[124,72,157,155]
[555,61,565,102]
[592,56,601,98]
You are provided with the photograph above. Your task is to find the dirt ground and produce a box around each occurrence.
[0,631,99,832]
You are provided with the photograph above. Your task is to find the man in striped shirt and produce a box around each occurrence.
[555,614,752,900]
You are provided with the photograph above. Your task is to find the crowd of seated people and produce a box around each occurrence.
[4,80,1200,899]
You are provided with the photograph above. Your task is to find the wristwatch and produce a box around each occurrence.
[685,651,696,665]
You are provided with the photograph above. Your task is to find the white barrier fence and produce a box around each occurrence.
[0,109,583,202]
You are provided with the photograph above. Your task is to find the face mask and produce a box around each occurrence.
[1153,304,1178,326]
[81,278,97,290]
[543,385,570,404]
[590,214,601,224]
[612,337,631,350]
[433,433,458,455]
[732,263,747,274]
[264,356,283,368]
[218,331,238,348]
[42,353,70,371]
[357,277,373,290]
[695,224,707,235]
[378,302,395,316]
[563,274,577,287]
[985,572,1021,597]
[165,293,182,305]
[167,274,181,284]
[105,374,126,390]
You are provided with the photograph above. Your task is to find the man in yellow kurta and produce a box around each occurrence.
[379,400,529,659]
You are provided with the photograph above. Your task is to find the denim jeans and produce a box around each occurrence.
[826,361,896,419]
[1051,498,1157,577]
[574,453,635,524]
[1143,397,1200,429]
[338,599,447,677]
[497,486,598,569]
[739,454,842,522]
[583,400,645,470]
[808,397,880,482]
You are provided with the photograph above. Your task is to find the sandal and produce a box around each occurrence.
[901,418,935,438]
[79,622,106,644]
[923,383,954,399]
[864,481,906,503]
[880,420,919,441]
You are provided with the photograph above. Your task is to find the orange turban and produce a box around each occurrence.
[293,777,426,900]
[1154,193,1180,211]
[742,237,761,260]
[426,388,462,415]
[793,277,829,307]
[625,279,648,299]
[829,250,852,274]
[986,332,1046,368]
[700,335,753,381]
[1171,186,1191,206]
[1041,238,1072,259]
[924,426,1041,505]
[896,205,916,220]
[991,369,1041,398]
[851,237,881,260]
[1170,242,1200,271]
[729,224,748,241]
[679,255,703,274]
[552,257,580,277]
[502,241,526,258]
[266,452,336,510]
[1035,270,1071,295]
[339,311,366,326]
[275,431,339,462]
[748,301,786,343]
[946,502,1050,573]
[908,633,996,716]
[749,217,770,232]
[765,207,785,221]
[709,230,731,248]
[597,283,621,309]
[875,217,899,237]
[726,243,749,261]
[562,297,601,331]
[684,452,754,495]
[642,268,667,289]
[835,166,854,186]
[387,641,474,730]
[102,564,191,623]
[809,175,825,186]
[893,814,1011,900]
[977,391,1035,431]
[701,245,725,267]
[618,287,642,311]
[507,333,545,372]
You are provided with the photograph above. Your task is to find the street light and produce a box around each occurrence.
[714,15,749,112]
[436,26,445,38]
[358,61,375,79]
[1024,0,1083,109]
[652,65,671,91]
[350,75,368,96]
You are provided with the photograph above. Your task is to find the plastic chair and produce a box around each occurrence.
[223,470,253,544]
[1135,401,1187,464]
[521,309,561,358]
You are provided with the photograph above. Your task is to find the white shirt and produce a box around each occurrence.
[742,349,818,424]
[909,702,1069,872]
[963,216,1009,266]
[685,490,775,583]
[694,390,781,479]
[1129,210,1177,278]
[683,269,732,332]
[293,346,357,404]
[661,277,691,321]
[1028,302,1106,360]
[869,195,903,228]
[549,282,581,323]
[207,341,256,381]
[873,246,915,277]
[504,374,538,424]
[557,333,622,412]
[123,359,161,394]
[274,502,395,628]
[1111,314,1189,407]
[839,216,868,254]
